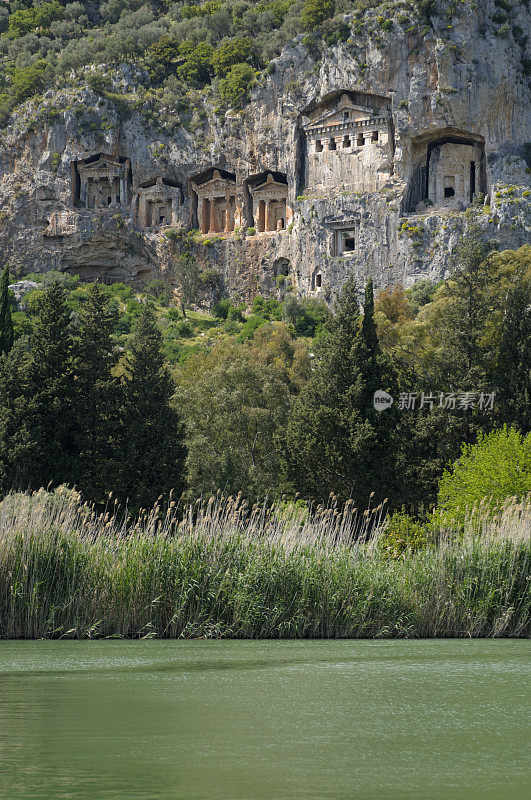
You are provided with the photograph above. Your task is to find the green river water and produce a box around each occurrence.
[0,640,529,799]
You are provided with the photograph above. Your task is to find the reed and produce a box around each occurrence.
[0,488,529,639]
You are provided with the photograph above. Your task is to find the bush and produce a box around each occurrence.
[228,304,245,322]
[378,512,429,558]
[252,295,282,320]
[11,60,51,107]
[238,314,266,340]
[282,296,329,337]
[212,298,232,319]
[177,42,214,88]
[218,63,254,109]
[176,319,194,338]
[301,0,335,31]
[212,37,257,77]
[437,426,531,523]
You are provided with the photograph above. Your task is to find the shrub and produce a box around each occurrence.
[177,42,214,88]
[8,2,65,39]
[11,60,50,107]
[218,63,254,109]
[301,0,335,31]
[176,319,194,338]
[437,426,531,523]
[87,72,112,95]
[252,295,282,320]
[212,37,257,77]
[212,298,231,319]
[238,314,266,340]
[228,304,245,322]
[378,512,429,558]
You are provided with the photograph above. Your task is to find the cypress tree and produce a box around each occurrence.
[0,266,14,355]
[22,282,76,489]
[71,283,121,502]
[284,278,399,509]
[117,302,186,509]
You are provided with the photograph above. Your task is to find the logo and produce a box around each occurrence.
[373,390,394,412]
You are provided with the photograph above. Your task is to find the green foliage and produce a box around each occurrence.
[146,35,181,81]
[282,296,330,336]
[86,72,112,95]
[251,295,282,320]
[117,303,187,510]
[173,251,202,316]
[7,2,65,39]
[285,278,400,509]
[301,0,335,31]
[11,60,50,106]
[218,63,254,109]
[437,427,531,523]
[0,266,14,356]
[238,313,266,340]
[175,344,291,501]
[212,298,232,319]
[177,42,214,88]
[70,283,121,502]
[405,278,440,316]
[212,37,258,77]
[378,512,429,558]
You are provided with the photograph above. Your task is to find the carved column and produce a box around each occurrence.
[265,200,272,231]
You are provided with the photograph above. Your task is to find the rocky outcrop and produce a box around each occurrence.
[0,0,529,300]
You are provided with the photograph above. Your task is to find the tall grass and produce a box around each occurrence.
[0,488,529,639]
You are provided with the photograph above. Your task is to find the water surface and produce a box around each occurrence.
[0,640,529,799]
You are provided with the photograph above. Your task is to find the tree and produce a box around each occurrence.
[173,251,202,317]
[0,266,14,356]
[284,278,400,509]
[16,282,76,490]
[300,0,335,31]
[212,37,257,77]
[437,426,531,523]
[177,42,214,88]
[433,227,494,387]
[117,303,186,509]
[175,341,291,501]
[71,284,121,502]
[494,278,531,431]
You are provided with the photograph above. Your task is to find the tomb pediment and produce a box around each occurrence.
[191,169,236,198]
[307,105,375,129]
[250,173,288,198]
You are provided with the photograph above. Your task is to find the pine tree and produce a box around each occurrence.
[71,283,121,501]
[12,282,76,489]
[284,278,399,509]
[117,302,186,509]
[0,266,14,355]
[0,341,32,492]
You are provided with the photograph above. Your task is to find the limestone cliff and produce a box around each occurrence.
[0,0,529,302]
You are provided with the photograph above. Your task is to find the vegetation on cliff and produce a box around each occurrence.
[0,0,526,125]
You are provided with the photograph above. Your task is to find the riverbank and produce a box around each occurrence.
[1,489,529,639]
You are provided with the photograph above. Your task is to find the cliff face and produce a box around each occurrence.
[0,0,529,301]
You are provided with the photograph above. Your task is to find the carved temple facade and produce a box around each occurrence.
[302,91,394,193]
[72,154,132,209]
